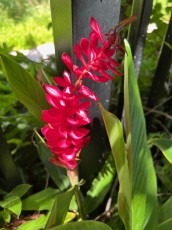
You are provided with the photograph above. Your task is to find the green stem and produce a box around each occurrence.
[67,168,86,220]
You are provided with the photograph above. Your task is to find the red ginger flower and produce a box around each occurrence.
[42,71,93,169]
[41,16,125,170]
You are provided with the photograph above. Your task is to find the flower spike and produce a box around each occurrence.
[41,16,135,169]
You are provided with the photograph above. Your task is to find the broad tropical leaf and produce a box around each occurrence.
[45,186,76,229]
[22,188,60,211]
[0,196,21,217]
[99,104,131,230]
[35,131,70,191]
[83,155,116,214]
[150,138,172,164]
[5,184,32,199]
[48,220,112,230]
[0,54,49,121]
[124,39,157,230]
[158,196,172,229]
[16,214,48,230]
[0,126,21,191]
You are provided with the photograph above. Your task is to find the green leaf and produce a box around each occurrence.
[83,155,116,214]
[0,196,21,217]
[124,39,157,230]
[158,196,172,229]
[45,186,76,229]
[5,184,32,199]
[99,104,131,230]
[150,138,172,163]
[17,213,49,230]
[48,220,112,230]
[22,188,60,211]
[0,126,21,191]
[35,131,70,191]
[0,53,49,121]
[0,210,11,223]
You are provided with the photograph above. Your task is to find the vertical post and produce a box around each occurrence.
[146,13,172,131]
[72,0,121,119]
[128,0,153,78]
[117,0,153,119]
[50,0,121,119]
[50,0,72,75]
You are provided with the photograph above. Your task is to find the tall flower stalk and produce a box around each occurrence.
[41,15,135,220]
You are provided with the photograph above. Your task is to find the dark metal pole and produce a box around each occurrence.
[146,13,172,131]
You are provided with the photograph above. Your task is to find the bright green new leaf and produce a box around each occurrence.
[22,188,60,211]
[48,220,112,230]
[99,103,131,230]
[45,186,76,229]
[0,196,21,217]
[17,213,49,230]
[35,131,70,191]
[83,155,116,214]
[5,184,32,199]
[151,138,172,164]
[158,196,172,229]
[0,54,49,121]
[124,39,157,230]
[0,210,11,223]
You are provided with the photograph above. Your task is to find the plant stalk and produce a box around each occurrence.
[67,168,86,220]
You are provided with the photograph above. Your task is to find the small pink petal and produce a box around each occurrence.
[63,71,72,84]
[73,44,87,66]
[90,17,104,44]
[46,94,62,109]
[53,77,69,87]
[49,157,69,169]
[57,139,71,149]
[66,117,92,126]
[79,85,98,101]
[41,109,65,124]
[62,53,73,72]
[61,149,76,161]
[99,70,114,80]
[103,53,121,67]
[77,101,91,110]
[90,32,98,51]
[58,125,68,139]
[105,63,123,76]
[80,38,90,58]
[41,125,50,136]
[45,85,62,98]
[76,109,88,119]
[69,128,89,140]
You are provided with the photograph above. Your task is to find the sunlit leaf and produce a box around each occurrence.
[158,196,172,230]
[64,212,76,223]
[83,155,116,214]
[0,210,11,223]
[45,186,76,229]
[0,196,21,217]
[0,53,49,122]
[22,188,60,211]
[99,104,131,230]
[17,213,49,230]
[48,220,112,230]
[124,39,157,230]
[151,138,172,164]
[34,131,70,191]
[5,184,32,199]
